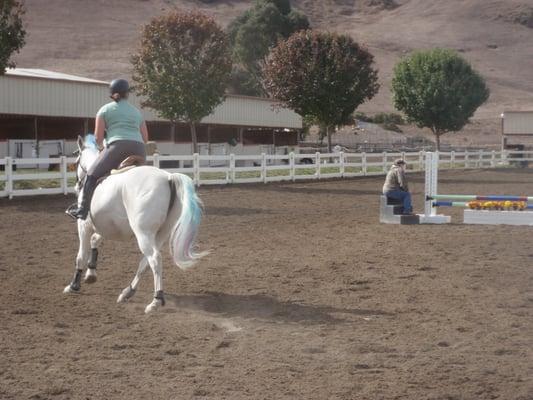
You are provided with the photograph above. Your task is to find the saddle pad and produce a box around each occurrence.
[110,165,136,175]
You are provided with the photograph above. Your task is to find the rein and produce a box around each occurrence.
[75,152,90,192]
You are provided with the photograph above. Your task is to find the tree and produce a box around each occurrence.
[0,0,26,74]
[392,48,490,150]
[263,30,379,152]
[131,10,232,154]
[228,0,309,96]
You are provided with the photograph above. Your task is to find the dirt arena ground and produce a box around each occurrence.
[1,168,532,400]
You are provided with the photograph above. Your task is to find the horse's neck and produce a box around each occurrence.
[83,149,99,171]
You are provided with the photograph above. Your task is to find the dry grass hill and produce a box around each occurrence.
[12,0,533,147]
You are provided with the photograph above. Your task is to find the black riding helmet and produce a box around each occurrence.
[109,79,129,97]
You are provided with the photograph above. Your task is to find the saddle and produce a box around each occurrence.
[110,155,146,175]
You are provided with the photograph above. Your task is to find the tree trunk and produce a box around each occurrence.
[190,121,198,154]
[432,128,440,151]
[326,125,332,153]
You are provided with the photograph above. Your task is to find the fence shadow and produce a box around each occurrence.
[164,291,393,325]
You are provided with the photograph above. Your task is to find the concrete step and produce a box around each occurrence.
[400,214,420,225]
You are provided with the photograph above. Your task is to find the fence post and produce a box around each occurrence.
[193,153,200,186]
[465,151,469,168]
[152,152,160,169]
[261,153,267,183]
[362,152,367,176]
[339,151,345,178]
[491,150,496,167]
[450,151,455,169]
[6,157,13,199]
[315,152,321,179]
[418,151,424,171]
[229,153,235,184]
[382,152,388,173]
[289,152,295,181]
[60,156,68,195]
[478,150,483,168]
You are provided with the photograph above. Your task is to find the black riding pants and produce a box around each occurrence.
[88,140,146,180]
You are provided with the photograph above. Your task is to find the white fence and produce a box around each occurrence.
[0,149,529,199]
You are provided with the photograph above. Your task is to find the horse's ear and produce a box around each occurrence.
[77,135,84,152]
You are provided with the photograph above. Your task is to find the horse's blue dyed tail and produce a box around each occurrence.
[168,174,208,270]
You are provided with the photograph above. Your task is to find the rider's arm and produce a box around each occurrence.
[94,116,105,150]
[140,121,149,143]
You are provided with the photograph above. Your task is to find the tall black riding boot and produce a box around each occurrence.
[66,175,98,220]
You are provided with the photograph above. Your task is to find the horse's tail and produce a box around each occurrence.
[166,173,208,270]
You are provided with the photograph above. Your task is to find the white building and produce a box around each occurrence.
[0,68,302,161]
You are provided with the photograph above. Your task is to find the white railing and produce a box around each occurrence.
[0,149,524,199]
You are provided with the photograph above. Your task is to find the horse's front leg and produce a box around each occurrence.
[84,233,103,284]
[64,221,93,294]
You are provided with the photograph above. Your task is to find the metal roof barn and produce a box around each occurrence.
[0,68,302,129]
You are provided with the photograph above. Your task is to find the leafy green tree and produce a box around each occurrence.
[131,10,232,153]
[263,30,379,152]
[392,48,490,150]
[228,0,309,96]
[0,0,26,74]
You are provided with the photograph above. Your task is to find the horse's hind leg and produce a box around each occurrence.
[64,221,93,294]
[117,256,149,303]
[84,233,103,284]
[134,232,164,314]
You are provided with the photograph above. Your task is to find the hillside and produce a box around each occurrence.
[12,0,533,147]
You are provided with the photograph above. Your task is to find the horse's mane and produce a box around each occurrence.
[84,134,98,150]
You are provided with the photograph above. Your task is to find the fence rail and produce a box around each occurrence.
[0,149,523,199]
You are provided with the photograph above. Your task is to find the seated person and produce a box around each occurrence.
[383,159,413,215]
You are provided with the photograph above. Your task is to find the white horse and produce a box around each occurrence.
[64,135,207,313]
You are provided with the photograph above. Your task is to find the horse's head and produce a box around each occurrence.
[74,134,99,193]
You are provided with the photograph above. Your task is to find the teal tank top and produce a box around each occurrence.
[96,100,144,144]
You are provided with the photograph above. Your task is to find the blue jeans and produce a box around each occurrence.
[385,190,412,214]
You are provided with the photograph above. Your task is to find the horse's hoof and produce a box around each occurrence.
[117,286,136,303]
[84,274,97,284]
[144,299,163,314]
[63,285,80,294]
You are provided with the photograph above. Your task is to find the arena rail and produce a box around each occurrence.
[0,149,524,199]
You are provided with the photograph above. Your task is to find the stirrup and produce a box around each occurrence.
[65,203,79,220]
[65,203,88,220]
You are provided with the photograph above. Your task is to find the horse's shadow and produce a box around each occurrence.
[163,291,393,325]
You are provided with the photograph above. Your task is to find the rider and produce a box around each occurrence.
[67,78,149,220]
[383,159,413,215]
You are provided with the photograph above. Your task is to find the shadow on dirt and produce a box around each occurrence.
[164,291,393,325]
